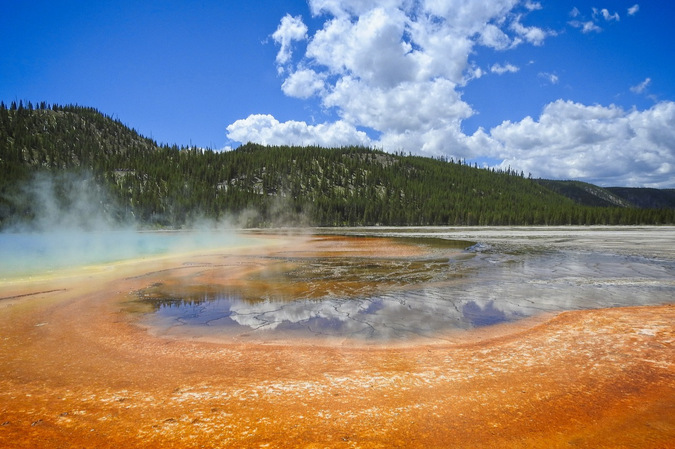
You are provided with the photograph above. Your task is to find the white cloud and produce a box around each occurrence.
[420,0,519,31]
[510,16,552,46]
[231,0,553,154]
[281,68,325,98]
[594,8,620,22]
[538,72,559,84]
[491,63,519,75]
[628,4,640,16]
[278,94,675,188]
[583,20,602,33]
[306,7,417,87]
[569,20,602,33]
[309,0,402,17]
[630,77,651,94]
[603,9,620,21]
[271,14,308,65]
[320,76,474,152]
[225,0,675,187]
[226,114,371,147]
[570,6,621,33]
[482,100,675,187]
[524,1,542,11]
[479,24,512,50]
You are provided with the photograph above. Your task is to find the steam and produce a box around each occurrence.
[2,171,131,233]
[0,171,249,278]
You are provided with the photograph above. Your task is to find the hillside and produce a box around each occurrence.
[1,102,673,229]
[606,187,675,209]
[535,180,675,210]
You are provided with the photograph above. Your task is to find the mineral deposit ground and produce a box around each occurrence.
[0,232,673,448]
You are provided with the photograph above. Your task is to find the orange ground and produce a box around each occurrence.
[0,234,673,448]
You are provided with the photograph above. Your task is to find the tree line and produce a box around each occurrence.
[1,102,673,229]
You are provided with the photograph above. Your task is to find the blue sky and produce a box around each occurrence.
[2,1,674,187]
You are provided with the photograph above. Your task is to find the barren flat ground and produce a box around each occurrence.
[0,228,673,448]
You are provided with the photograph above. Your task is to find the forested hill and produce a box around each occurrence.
[1,102,673,229]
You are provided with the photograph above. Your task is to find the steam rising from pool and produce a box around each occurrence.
[0,171,247,278]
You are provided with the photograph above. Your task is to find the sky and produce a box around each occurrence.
[2,1,674,188]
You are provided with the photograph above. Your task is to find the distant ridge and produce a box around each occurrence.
[606,187,675,209]
[534,180,633,208]
[1,102,673,228]
[535,180,675,210]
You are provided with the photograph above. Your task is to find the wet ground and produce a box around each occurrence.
[0,227,673,448]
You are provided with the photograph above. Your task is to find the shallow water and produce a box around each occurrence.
[0,230,248,278]
[133,228,675,342]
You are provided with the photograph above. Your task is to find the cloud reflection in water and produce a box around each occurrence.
[135,242,675,342]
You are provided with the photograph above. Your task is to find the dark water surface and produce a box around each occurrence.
[133,228,675,342]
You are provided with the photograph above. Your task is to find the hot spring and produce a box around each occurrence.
[3,227,673,342]
[0,230,251,278]
[111,227,675,343]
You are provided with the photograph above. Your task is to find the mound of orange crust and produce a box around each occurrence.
[0,235,673,448]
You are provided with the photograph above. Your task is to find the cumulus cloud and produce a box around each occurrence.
[271,14,308,66]
[225,0,674,187]
[229,0,552,156]
[226,114,371,147]
[628,4,640,16]
[306,7,417,87]
[482,100,675,187]
[281,68,325,98]
[479,24,512,50]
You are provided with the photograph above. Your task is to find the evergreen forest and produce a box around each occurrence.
[1,101,674,229]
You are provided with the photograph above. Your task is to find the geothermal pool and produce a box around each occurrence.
[1,227,673,448]
[2,227,673,342]
[122,227,675,343]
[0,230,251,278]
